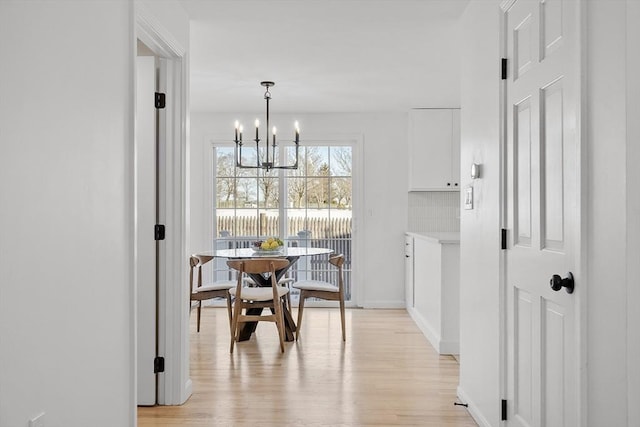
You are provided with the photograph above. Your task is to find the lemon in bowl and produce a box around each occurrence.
[252,237,284,252]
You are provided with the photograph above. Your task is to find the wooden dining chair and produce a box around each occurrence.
[189,255,235,332]
[242,240,297,310]
[292,254,346,341]
[227,258,290,353]
[243,275,295,311]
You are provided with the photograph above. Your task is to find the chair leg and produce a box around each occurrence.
[197,301,202,332]
[274,298,285,353]
[226,293,233,334]
[339,296,346,342]
[296,291,306,341]
[230,301,240,354]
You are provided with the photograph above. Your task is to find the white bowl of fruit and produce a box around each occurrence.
[251,237,284,253]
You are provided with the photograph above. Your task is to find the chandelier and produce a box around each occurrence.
[234,81,300,171]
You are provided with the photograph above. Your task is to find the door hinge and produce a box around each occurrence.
[154,356,165,374]
[154,224,166,241]
[501,58,508,80]
[501,399,508,420]
[501,228,508,250]
[155,92,166,109]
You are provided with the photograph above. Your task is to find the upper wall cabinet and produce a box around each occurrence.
[408,108,461,191]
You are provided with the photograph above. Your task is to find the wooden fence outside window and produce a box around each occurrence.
[214,215,352,300]
[216,214,352,240]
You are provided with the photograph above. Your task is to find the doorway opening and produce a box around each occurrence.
[134,11,189,409]
[135,38,160,406]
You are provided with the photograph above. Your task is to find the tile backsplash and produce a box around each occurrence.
[408,191,460,232]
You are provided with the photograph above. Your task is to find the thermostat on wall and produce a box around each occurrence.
[471,163,480,179]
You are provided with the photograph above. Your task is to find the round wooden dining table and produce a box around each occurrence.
[198,246,334,342]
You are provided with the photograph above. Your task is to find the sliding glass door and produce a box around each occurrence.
[284,145,352,301]
[212,141,354,303]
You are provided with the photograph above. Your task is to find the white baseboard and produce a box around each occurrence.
[456,386,494,427]
[439,339,460,355]
[360,300,406,309]
[407,307,459,355]
[407,307,440,351]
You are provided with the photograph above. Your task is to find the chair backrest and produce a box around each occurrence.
[329,254,345,292]
[189,254,214,295]
[226,258,290,276]
[226,258,290,298]
[329,254,344,268]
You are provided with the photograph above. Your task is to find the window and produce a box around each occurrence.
[211,141,356,303]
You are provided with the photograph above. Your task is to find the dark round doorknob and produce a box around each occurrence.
[550,272,574,294]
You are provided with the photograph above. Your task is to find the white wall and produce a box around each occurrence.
[626,2,640,423]
[457,1,502,426]
[0,2,133,426]
[586,1,639,425]
[190,112,409,307]
[0,1,188,426]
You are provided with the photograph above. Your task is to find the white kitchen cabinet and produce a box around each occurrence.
[404,234,414,309]
[408,108,461,191]
[406,232,460,355]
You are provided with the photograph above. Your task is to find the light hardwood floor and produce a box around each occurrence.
[138,307,477,427]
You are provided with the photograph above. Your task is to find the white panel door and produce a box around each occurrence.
[136,56,157,406]
[504,1,581,426]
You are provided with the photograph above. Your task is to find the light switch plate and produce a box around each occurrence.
[464,186,474,210]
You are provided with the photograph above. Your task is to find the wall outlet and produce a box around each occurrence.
[29,412,45,427]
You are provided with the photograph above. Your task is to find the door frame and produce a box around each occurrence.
[627,2,640,421]
[134,4,190,408]
[498,1,588,425]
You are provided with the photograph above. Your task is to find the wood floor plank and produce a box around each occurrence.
[138,307,477,427]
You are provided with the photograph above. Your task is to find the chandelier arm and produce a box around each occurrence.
[236,143,261,169]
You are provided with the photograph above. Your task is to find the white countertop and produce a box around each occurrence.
[406,231,460,244]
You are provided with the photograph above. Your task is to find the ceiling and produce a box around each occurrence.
[180,0,470,113]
